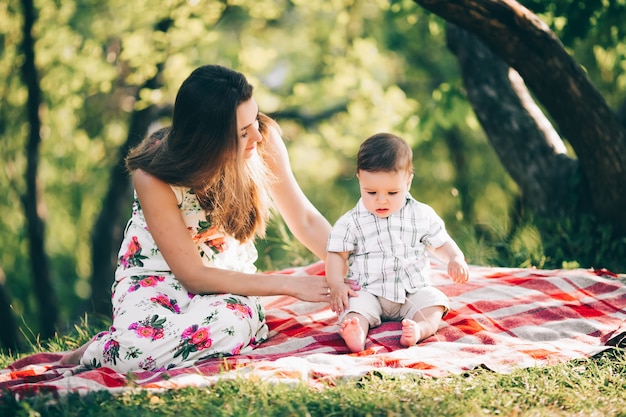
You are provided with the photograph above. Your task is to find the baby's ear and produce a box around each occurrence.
[407,173,414,186]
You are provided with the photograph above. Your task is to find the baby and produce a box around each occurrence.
[325,133,469,352]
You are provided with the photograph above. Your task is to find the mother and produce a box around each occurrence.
[62,65,334,372]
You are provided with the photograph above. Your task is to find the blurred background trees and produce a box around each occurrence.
[1,0,625,351]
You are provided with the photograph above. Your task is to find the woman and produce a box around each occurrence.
[62,65,334,372]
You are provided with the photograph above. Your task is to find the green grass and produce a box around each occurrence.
[1,337,625,417]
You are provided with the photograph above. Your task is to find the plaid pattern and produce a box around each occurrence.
[2,261,625,399]
[327,196,449,302]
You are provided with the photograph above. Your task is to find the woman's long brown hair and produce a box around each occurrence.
[125,65,276,242]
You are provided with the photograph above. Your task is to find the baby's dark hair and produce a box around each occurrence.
[357,133,413,174]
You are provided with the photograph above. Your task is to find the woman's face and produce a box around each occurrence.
[236,98,261,159]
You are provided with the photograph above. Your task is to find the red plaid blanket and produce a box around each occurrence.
[2,262,625,398]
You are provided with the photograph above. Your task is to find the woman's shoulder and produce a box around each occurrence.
[132,169,192,207]
[132,168,166,189]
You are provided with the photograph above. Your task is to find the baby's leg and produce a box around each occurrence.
[339,313,369,352]
[400,305,445,347]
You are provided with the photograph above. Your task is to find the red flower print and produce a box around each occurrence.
[128,275,165,292]
[140,277,157,287]
[174,324,213,360]
[224,296,253,319]
[206,236,228,254]
[128,314,166,341]
[119,236,149,269]
[190,220,229,254]
[180,325,196,340]
[127,236,140,256]
[150,293,181,314]
[231,343,244,355]
[137,326,155,338]
[191,328,210,346]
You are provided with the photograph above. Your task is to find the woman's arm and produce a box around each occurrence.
[263,126,332,260]
[133,169,331,300]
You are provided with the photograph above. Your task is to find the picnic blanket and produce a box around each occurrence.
[2,261,625,399]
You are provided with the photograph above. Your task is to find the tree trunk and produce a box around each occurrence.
[413,0,626,233]
[0,268,23,352]
[19,0,58,339]
[445,24,581,217]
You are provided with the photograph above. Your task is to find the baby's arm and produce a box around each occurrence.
[430,240,469,283]
[325,251,356,313]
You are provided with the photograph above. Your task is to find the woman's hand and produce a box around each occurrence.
[285,275,360,304]
[288,275,333,302]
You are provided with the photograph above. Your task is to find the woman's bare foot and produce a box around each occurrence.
[400,319,422,347]
[59,338,94,365]
[339,316,366,352]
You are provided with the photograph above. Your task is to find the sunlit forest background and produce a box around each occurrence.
[1,0,625,350]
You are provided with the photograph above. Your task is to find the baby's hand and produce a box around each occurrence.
[328,283,358,314]
[448,257,469,283]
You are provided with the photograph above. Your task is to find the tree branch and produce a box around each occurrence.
[446,24,580,216]
[414,0,626,232]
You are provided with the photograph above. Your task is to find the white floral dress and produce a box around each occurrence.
[81,186,268,373]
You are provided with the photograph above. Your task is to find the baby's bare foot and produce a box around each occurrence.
[400,319,421,347]
[340,317,366,352]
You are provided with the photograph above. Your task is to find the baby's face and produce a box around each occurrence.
[358,170,412,218]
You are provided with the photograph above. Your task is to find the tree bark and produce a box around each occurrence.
[446,24,581,217]
[413,0,626,233]
[0,268,23,352]
[19,0,58,339]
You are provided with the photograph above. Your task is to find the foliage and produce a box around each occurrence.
[1,0,625,345]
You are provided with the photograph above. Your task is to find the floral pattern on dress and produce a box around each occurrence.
[189,219,228,254]
[102,338,121,365]
[128,315,166,340]
[127,275,166,292]
[119,236,149,269]
[231,342,244,355]
[256,302,266,323]
[174,325,213,360]
[124,346,143,361]
[223,296,254,319]
[82,187,268,373]
[150,293,181,314]
[138,356,157,371]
